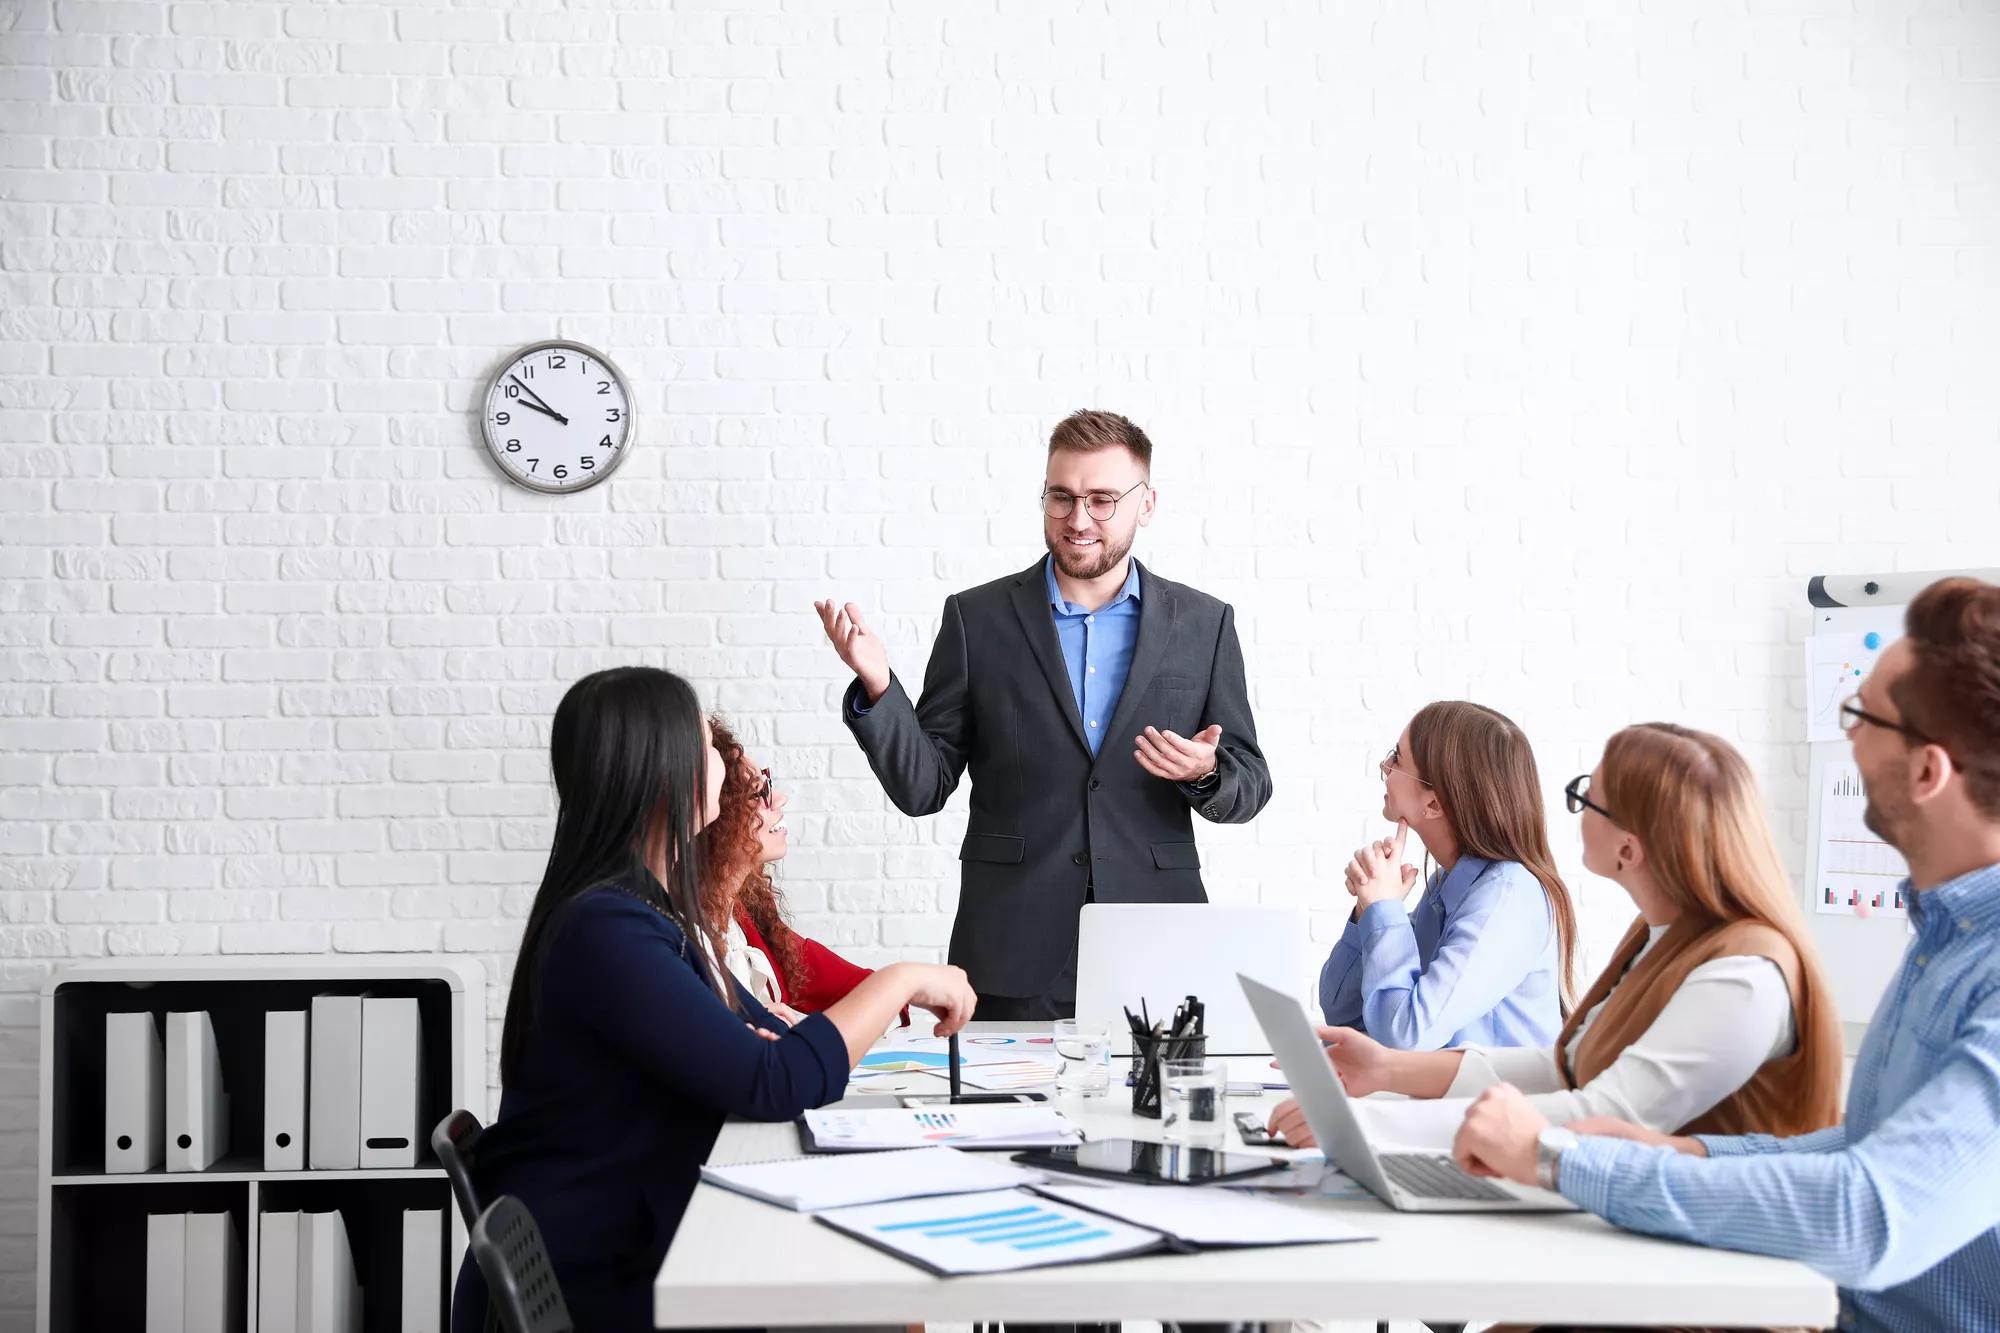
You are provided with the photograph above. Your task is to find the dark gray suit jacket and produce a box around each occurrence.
[843,558,1272,998]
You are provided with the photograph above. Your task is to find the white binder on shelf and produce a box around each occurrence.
[308,995,363,1171]
[105,1011,164,1174]
[165,1012,229,1172]
[145,1212,187,1333]
[265,1010,308,1171]
[359,996,423,1169]
[183,1212,244,1333]
[300,1211,363,1333]
[399,1208,443,1333]
[258,1211,301,1333]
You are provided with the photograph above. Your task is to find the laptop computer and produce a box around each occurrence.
[1238,973,1577,1212]
[1074,904,1311,1055]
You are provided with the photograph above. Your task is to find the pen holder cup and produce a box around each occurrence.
[1129,1032,1204,1118]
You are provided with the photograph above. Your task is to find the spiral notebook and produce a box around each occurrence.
[700,1145,1037,1212]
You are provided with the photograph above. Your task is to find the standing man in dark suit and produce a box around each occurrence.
[814,410,1273,1020]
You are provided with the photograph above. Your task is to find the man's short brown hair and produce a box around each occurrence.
[1894,576,2000,818]
[1048,410,1152,475]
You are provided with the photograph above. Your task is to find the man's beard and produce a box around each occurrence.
[1046,528,1135,581]
[1861,777,1913,853]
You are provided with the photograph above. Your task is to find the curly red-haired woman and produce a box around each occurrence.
[699,716,897,1020]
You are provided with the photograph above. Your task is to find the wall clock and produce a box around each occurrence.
[480,340,634,493]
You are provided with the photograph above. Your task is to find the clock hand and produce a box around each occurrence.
[508,374,569,426]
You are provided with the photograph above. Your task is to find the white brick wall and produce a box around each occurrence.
[3,0,2000,1318]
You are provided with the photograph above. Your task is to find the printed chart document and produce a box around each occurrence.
[702,1145,1036,1211]
[853,1032,1059,1090]
[816,1188,1163,1275]
[801,1105,1079,1152]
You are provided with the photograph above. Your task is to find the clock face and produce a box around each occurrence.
[480,340,634,494]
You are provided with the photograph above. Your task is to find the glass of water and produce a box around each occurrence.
[1052,1018,1111,1098]
[1158,1057,1227,1147]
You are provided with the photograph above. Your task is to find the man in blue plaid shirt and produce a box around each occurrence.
[1455,575,2000,1333]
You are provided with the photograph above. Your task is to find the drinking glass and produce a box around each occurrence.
[1158,1057,1227,1147]
[1052,1018,1111,1098]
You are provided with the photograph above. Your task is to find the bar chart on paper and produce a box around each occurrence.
[816,1189,1160,1274]
[1815,761,1909,920]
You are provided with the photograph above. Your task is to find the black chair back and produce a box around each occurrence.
[469,1195,574,1333]
[431,1108,485,1232]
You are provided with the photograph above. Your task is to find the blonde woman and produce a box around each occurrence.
[1276,723,1842,1146]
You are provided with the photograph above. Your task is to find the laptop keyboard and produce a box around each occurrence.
[1380,1152,1521,1202]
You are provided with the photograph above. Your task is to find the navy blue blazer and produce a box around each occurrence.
[451,884,850,1333]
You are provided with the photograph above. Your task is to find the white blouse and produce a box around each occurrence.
[1446,923,1796,1133]
[717,916,784,1009]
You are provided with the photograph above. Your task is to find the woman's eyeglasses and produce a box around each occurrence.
[1380,745,1433,788]
[756,768,773,808]
[1565,773,1615,822]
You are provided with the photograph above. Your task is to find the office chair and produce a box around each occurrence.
[469,1195,574,1333]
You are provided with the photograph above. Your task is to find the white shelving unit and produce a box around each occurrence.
[35,955,487,1333]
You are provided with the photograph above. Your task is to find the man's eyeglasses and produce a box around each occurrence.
[1380,746,1433,788]
[1565,774,1615,822]
[1839,696,1936,749]
[756,768,773,808]
[1042,481,1147,522]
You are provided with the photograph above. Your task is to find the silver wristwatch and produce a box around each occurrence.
[1535,1126,1579,1192]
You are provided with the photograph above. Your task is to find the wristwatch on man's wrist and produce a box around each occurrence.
[1535,1126,1579,1192]
[1186,768,1220,792]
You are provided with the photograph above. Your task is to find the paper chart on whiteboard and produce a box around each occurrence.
[1805,625,1899,744]
[1814,759,1910,920]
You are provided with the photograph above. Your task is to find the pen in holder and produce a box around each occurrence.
[1126,994,1206,1118]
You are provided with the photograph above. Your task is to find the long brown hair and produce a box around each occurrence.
[698,716,808,1000]
[1406,701,1579,1007]
[1598,723,1843,1120]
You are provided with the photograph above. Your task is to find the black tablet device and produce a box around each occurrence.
[1012,1138,1288,1186]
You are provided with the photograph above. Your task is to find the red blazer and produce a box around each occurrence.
[734,908,875,1013]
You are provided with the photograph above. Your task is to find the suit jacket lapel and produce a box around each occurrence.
[1094,559,1173,774]
[1009,560,1091,754]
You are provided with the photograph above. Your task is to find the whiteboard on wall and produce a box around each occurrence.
[1802,603,1910,1027]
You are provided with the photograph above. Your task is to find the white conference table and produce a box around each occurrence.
[656,1029,1838,1330]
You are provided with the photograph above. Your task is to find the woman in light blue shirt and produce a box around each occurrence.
[1319,701,1577,1048]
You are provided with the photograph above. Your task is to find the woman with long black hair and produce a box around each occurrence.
[451,666,976,1331]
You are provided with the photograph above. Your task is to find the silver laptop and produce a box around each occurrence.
[1239,973,1576,1213]
[1075,904,1311,1055]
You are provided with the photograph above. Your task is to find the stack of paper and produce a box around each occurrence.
[702,1145,1036,1211]
[801,1105,1080,1152]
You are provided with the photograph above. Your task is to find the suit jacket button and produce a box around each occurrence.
[1204,805,1219,818]
[1089,779,1102,791]
[1071,853,1087,866]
